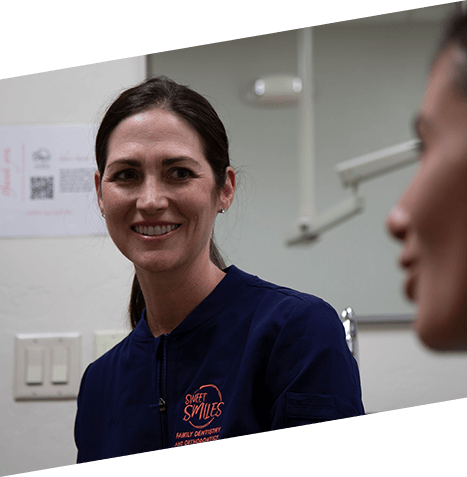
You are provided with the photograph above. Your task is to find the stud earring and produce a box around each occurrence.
[220,208,226,214]
[101,213,105,218]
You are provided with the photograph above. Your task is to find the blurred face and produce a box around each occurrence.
[96,107,234,277]
[387,45,467,350]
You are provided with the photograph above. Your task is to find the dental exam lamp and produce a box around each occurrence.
[241,27,420,246]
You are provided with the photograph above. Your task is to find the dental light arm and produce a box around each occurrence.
[286,139,419,245]
[335,139,419,188]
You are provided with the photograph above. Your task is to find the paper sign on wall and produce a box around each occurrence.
[0,124,105,237]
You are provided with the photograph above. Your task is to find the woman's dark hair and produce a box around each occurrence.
[437,7,467,95]
[439,6,467,54]
[95,76,230,329]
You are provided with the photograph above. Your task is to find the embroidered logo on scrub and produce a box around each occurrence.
[183,384,224,428]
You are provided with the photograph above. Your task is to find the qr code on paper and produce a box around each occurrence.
[30,176,54,200]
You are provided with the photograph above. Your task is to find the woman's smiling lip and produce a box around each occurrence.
[399,253,418,301]
[404,273,417,301]
[131,221,181,238]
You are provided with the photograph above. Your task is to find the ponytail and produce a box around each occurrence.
[129,274,145,330]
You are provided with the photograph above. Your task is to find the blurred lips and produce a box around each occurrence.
[399,253,418,301]
[404,273,417,301]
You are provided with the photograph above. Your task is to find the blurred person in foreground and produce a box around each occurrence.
[387,7,467,351]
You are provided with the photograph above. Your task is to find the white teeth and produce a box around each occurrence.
[134,224,179,236]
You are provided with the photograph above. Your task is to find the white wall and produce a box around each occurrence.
[0,58,146,476]
[2,4,467,476]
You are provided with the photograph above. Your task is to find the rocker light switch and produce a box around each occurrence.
[51,347,69,384]
[14,333,81,400]
[25,348,44,384]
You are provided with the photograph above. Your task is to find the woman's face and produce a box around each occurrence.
[387,45,467,350]
[96,107,234,277]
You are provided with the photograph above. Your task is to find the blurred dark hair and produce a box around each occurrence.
[95,76,230,329]
[439,6,467,53]
[437,6,467,95]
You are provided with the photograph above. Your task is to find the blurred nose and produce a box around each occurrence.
[386,204,408,242]
[136,177,169,214]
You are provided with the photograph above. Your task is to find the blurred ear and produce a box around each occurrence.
[94,171,104,215]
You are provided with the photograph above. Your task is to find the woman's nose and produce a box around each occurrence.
[386,204,408,241]
[136,178,169,214]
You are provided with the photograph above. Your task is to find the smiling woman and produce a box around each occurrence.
[96,106,232,336]
[74,77,364,462]
[94,77,233,330]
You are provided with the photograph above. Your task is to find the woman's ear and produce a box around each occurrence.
[95,171,104,216]
[220,167,236,211]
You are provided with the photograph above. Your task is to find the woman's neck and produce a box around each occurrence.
[136,259,226,338]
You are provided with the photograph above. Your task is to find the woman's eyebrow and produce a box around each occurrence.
[162,157,201,167]
[106,156,202,170]
[106,158,141,169]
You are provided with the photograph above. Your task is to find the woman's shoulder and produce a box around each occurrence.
[231,265,334,308]
[225,267,347,358]
[230,265,341,327]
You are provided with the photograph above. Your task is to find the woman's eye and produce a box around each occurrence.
[113,169,139,181]
[170,168,194,180]
[416,140,425,156]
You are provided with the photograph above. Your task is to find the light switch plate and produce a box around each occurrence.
[94,330,129,360]
[14,333,81,401]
